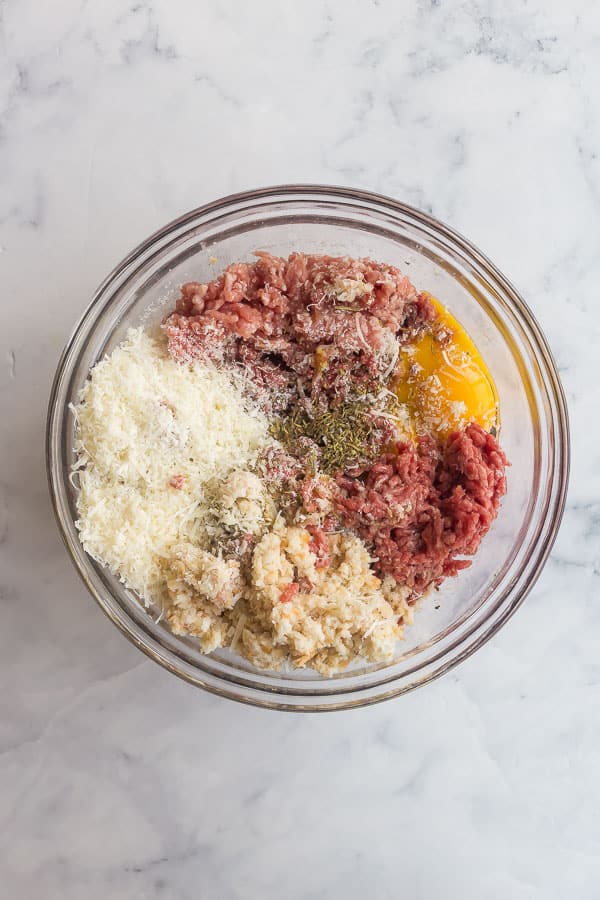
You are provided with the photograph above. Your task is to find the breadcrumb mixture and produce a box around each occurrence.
[165,517,412,675]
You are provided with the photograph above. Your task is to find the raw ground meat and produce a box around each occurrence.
[333,422,508,595]
[163,252,435,407]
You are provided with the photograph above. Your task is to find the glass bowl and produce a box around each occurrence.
[46,185,570,711]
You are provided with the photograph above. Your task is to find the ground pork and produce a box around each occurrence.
[163,252,435,406]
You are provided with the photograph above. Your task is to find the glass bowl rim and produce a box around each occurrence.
[46,183,570,711]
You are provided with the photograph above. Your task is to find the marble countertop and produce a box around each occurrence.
[1,1,599,897]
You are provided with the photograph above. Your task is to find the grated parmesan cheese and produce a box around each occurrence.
[73,328,272,602]
[331,276,372,305]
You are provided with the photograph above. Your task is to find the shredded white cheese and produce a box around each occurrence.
[331,276,372,305]
[73,328,272,602]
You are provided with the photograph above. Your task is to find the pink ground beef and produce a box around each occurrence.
[333,423,508,595]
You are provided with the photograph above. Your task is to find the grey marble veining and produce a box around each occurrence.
[1,1,599,897]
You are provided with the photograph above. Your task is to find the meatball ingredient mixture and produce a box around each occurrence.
[73,252,508,675]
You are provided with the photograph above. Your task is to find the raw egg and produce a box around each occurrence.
[395,295,499,438]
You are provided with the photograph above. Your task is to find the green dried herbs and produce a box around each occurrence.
[269,399,381,474]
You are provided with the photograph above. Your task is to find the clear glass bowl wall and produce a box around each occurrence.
[47,186,569,710]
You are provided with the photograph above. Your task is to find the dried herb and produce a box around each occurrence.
[269,399,381,475]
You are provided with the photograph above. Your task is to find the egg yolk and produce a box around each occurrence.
[395,294,499,438]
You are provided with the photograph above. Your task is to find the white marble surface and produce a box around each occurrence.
[1,1,599,896]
